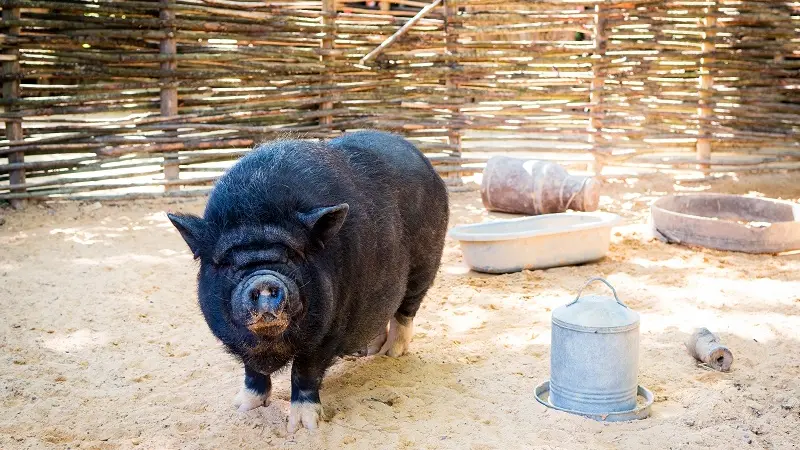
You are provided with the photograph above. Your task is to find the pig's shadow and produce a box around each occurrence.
[316,353,467,425]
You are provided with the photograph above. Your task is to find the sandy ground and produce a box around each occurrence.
[1,172,799,450]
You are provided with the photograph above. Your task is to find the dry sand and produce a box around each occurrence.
[1,172,799,449]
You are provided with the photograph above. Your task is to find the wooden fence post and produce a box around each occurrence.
[3,7,25,209]
[696,5,716,172]
[320,0,335,128]
[160,0,179,191]
[588,4,607,177]
[444,0,462,187]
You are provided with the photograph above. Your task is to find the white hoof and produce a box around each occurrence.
[366,325,388,356]
[233,387,269,412]
[287,402,324,433]
[377,316,414,357]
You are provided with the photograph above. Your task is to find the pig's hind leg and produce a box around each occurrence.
[377,267,436,357]
[233,365,271,412]
[363,325,388,356]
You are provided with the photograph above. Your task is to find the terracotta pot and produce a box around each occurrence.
[480,156,600,215]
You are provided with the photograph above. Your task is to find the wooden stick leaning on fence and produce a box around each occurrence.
[358,0,443,66]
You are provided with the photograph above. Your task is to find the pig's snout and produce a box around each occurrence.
[248,278,286,319]
[232,271,296,332]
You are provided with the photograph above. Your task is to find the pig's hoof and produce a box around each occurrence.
[234,387,269,412]
[365,327,388,356]
[378,316,414,357]
[287,402,324,433]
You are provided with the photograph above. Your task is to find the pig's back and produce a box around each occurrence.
[328,130,449,261]
[327,130,448,232]
[328,130,436,181]
[208,131,445,235]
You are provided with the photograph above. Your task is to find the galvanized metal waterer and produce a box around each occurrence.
[535,277,654,422]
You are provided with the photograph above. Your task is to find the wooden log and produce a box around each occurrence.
[2,7,25,209]
[160,0,180,192]
[685,328,733,372]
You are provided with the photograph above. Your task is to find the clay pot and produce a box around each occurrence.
[480,156,600,215]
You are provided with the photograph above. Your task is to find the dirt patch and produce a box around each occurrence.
[1,172,799,449]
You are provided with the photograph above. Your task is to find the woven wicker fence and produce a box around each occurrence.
[0,0,798,205]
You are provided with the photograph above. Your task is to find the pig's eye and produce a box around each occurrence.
[212,261,232,271]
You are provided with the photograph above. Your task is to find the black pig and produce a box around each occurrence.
[167,130,449,432]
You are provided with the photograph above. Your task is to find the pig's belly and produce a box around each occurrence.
[338,284,407,353]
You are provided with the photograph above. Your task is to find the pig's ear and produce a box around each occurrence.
[297,204,349,246]
[167,212,207,259]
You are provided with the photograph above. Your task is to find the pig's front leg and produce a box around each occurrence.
[287,353,331,432]
[234,365,271,412]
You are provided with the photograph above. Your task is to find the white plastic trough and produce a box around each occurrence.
[449,212,622,274]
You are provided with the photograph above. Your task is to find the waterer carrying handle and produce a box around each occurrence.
[567,277,629,308]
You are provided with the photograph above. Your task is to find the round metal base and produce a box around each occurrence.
[534,381,654,422]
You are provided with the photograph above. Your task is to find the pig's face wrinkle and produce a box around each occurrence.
[211,224,307,264]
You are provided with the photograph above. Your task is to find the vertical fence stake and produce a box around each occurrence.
[588,4,607,177]
[320,0,335,129]
[696,5,716,172]
[444,0,462,187]
[3,7,25,209]
[160,0,179,191]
